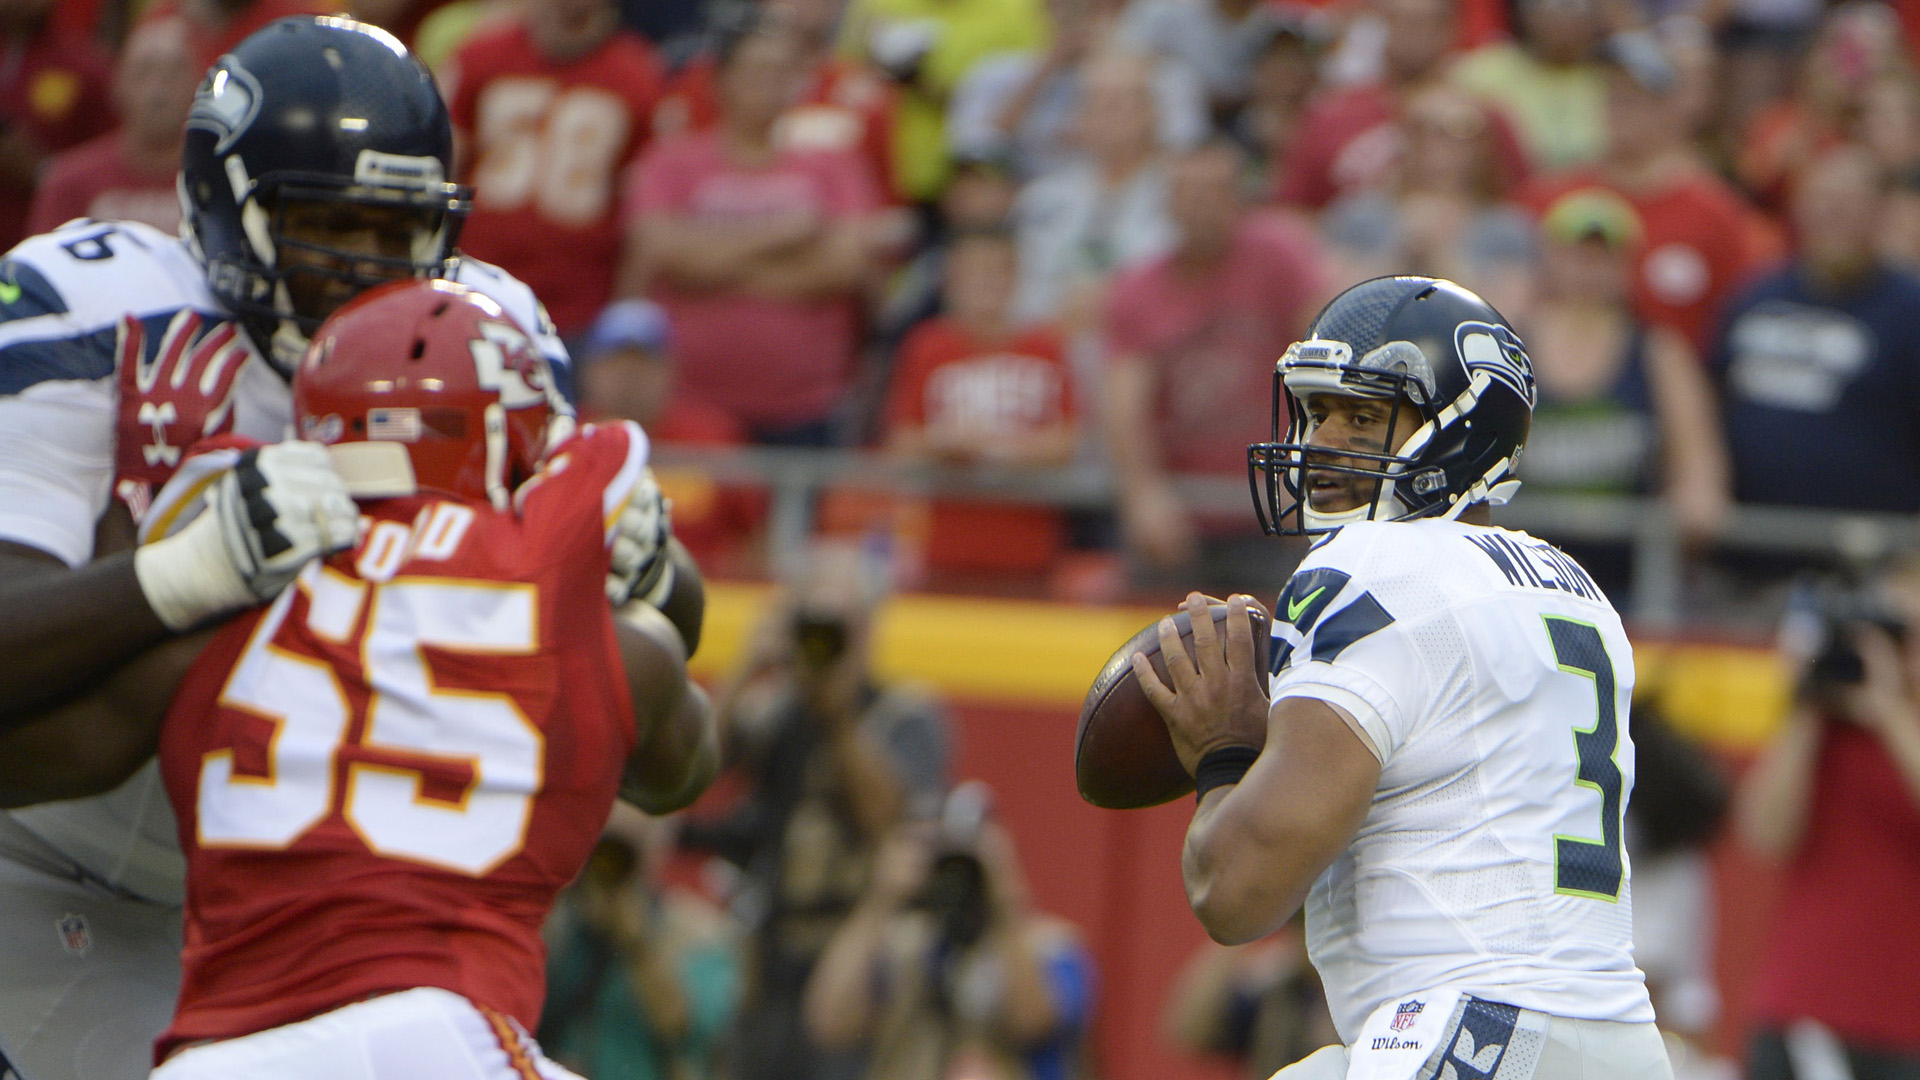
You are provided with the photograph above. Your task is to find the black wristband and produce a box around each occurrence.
[1194,745,1261,802]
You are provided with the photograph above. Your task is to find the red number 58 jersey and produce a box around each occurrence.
[155,421,652,1059]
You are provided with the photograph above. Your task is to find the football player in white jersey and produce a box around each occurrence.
[0,17,693,1080]
[1135,276,1673,1080]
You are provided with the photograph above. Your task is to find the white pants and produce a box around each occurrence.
[0,843,182,1080]
[1274,1010,1674,1080]
[150,988,583,1080]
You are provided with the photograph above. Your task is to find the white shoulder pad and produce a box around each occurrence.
[448,255,572,375]
[1,221,215,348]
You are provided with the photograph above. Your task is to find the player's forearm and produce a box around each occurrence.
[623,682,718,815]
[1183,701,1375,945]
[1181,788,1322,944]
[0,629,207,806]
[655,540,706,656]
[0,546,172,729]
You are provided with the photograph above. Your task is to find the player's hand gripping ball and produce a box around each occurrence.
[1076,602,1271,808]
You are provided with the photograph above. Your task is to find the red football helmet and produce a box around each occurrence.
[292,279,571,509]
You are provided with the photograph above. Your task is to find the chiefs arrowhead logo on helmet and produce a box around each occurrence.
[293,279,572,510]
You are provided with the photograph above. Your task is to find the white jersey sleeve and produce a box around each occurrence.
[1266,520,1652,1043]
[1267,538,1439,764]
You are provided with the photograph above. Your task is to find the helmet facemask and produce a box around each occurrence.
[222,166,467,375]
[1248,336,1523,535]
[178,19,472,380]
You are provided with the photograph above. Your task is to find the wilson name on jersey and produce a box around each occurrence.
[155,421,650,1056]
[1266,519,1653,1041]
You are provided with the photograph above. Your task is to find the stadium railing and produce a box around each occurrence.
[652,444,1920,629]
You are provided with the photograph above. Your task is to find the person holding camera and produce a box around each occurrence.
[802,783,1093,1080]
[1734,568,1920,1080]
[679,542,950,1080]
[541,805,742,1080]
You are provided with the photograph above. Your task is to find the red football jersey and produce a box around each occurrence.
[446,22,664,337]
[156,421,652,1059]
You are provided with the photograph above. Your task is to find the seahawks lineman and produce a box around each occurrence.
[0,18,688,1080]
[1136,277,1673,1079]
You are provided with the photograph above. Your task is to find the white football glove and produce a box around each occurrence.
[607,467,675,608]
[135,442,360,630]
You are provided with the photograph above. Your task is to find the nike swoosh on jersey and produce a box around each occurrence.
[1287,586,1326,621]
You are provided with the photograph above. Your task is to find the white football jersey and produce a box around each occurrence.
[1266,519,1653,1041]
[0,218,570,904]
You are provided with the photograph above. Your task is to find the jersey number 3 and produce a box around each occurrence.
[1545,617,1624,901]
[197,561,542,878]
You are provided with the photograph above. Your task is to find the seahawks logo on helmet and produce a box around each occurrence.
[1455,321,1536,407]
[187,61,263,155]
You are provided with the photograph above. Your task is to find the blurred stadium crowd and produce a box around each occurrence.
[8,0,1920,1077]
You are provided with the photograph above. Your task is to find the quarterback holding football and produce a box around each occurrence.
[1134,276,1674,1080]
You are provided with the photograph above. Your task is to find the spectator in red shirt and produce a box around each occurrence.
[1734,563,1920,1080]
[650,0,904,202]
[0,0,114,250]
[624,21,883,446]
[26,15,200,236]
[1522,35,1782,355]
[1273,0,1526,212]
[443,0,664,339]
[141,0,337,72]
[1105,141,1328,591]
[884,227,1076,580]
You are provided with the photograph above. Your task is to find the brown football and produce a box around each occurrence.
[1075,604,1271,809]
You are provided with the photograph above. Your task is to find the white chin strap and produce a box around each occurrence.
[1301,485,1410,531]
[267,307,309,376]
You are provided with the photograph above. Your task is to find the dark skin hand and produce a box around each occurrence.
[1137,591,1382,945]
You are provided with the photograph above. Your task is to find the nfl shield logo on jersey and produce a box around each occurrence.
[56,913,91,957]
[1392,999,1424,1032]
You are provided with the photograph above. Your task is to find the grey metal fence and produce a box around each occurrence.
[652,444,1920,628]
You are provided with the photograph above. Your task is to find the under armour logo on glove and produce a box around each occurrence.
[113,309,251,522]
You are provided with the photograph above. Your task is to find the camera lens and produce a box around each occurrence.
[793,614,848,668]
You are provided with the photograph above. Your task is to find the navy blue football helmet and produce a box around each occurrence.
[1248,276,1537,535]
[180,16,470,373]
